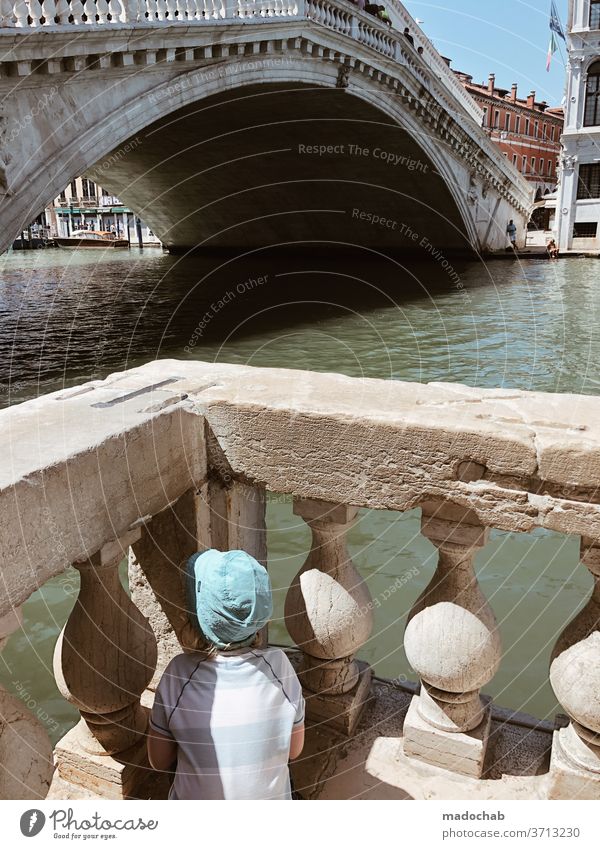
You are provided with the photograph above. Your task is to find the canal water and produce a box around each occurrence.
[0,245,598,742]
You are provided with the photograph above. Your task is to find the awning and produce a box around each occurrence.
[55,207,129,214]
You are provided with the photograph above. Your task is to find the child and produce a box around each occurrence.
[147,549,305,800]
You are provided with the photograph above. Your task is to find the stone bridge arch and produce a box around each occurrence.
[0,15,532,254]
[87,58,482,253]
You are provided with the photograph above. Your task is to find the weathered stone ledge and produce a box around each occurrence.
[2,359,600,618]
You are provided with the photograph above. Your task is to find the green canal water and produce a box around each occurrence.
[0,245,598,742]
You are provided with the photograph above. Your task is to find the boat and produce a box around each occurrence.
[55,230,129,248]
[12,235,55,250]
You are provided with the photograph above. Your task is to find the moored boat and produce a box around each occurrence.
[55,230,129,248]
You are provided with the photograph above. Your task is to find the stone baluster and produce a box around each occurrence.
[164,0,176,16]
[360,22,369,46]
[70,0,85,22]
[284,498,373,735]
[96,0,109,21]
[145,0,157,19]
[0,608,54,798]
[155,0,167,17]
[0,0,16,25]
[551,537,600,661]
[14,0,28,25]
[547,537,600,799]
[27,0,42,23]
[82,0,96,22]
[55,0,70,24]
[52,528,157,799]
[41,0,55,23]
[129,493,203,686]
[403,502,501,778]
[122,0,139,20]
[108,0,124,20]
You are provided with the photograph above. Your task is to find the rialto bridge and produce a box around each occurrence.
[0,0,533,254]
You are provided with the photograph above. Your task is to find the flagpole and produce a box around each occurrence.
[556,40,567,69]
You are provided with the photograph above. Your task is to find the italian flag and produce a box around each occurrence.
[546,31,557,72]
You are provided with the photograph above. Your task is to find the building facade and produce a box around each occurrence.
[453,69,564,200]
[556,0,600,250]
[46,177,161,245]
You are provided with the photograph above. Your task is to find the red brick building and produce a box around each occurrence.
[452,68,564,199]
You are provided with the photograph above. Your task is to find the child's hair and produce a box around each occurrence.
[180,620,261,656]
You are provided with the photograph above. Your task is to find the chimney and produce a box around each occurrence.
[510,83,518,103]
[488,73,495,94]
[527,90,536,109]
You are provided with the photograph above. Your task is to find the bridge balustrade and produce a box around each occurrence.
[0,361,599,799]
[0,0,483,125]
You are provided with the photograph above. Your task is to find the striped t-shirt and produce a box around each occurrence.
[149,647,305,800]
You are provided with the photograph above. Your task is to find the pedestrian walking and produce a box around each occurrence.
[507,219,517,248]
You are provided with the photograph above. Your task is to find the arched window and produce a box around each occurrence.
[584,61,600,126]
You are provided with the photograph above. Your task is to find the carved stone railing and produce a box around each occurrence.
[0,0,483,125]
[2,360,600,798]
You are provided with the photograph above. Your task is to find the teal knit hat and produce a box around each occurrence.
[185,549,272,648]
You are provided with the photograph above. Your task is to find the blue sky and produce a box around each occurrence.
[404,0,568,106]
